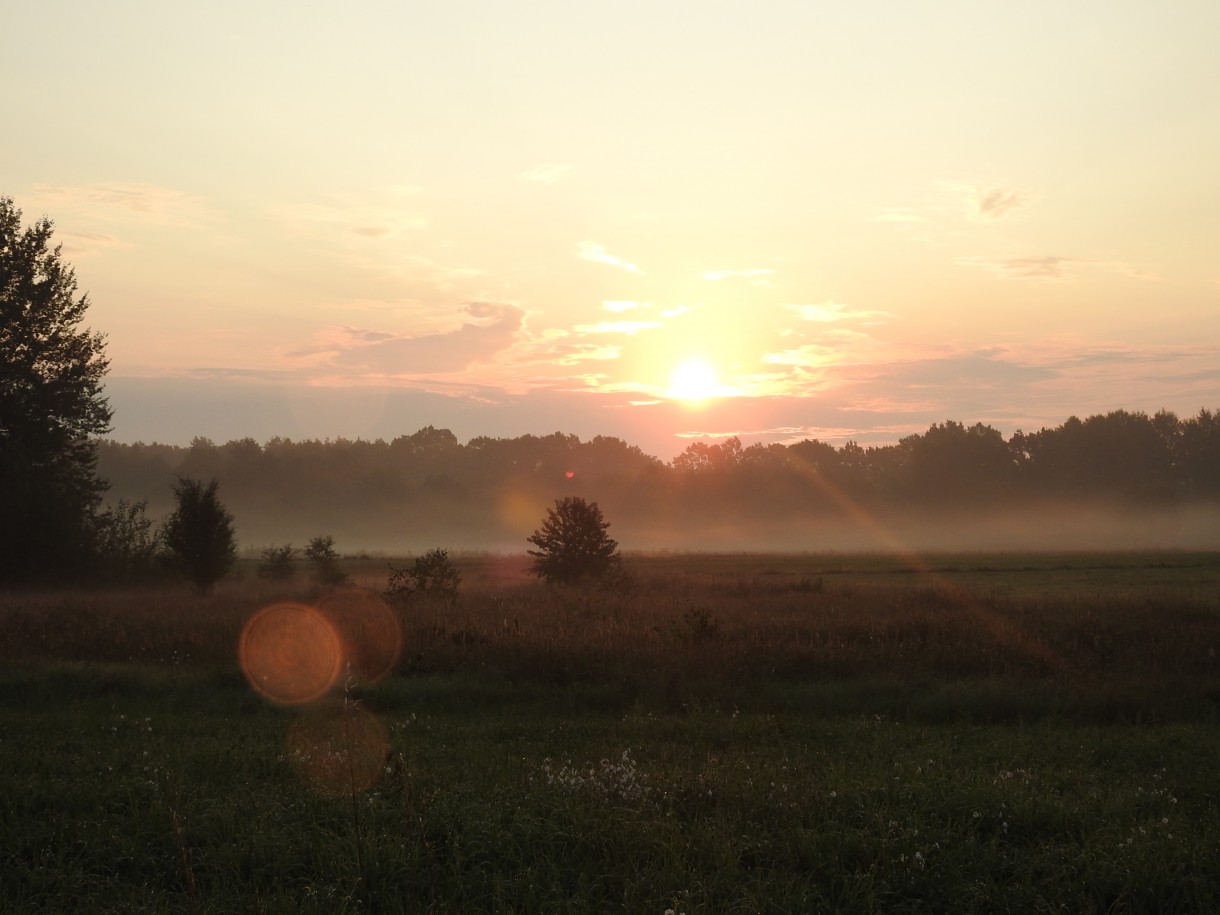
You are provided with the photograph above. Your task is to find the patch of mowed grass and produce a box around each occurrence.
[3,665,1220,912]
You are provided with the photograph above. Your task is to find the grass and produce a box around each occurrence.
[3,550,1220,911]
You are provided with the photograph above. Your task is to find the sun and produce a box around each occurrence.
[668,358,721,402]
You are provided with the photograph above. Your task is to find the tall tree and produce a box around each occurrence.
[0,196,112,583]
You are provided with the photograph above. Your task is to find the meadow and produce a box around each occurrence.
[3,550,1219,913]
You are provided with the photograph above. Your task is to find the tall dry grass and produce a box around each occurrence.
[3,552,1218,719]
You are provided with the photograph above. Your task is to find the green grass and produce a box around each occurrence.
[3,666,1219,913]
[3,550,1220,911]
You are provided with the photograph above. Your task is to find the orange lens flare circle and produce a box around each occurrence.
[316,588,402,687]
[286,702,390,796]
[239,602,344,705]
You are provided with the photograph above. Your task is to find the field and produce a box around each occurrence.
[3,551,1220,913]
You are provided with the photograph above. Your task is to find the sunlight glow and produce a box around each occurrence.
[668,359,721,402]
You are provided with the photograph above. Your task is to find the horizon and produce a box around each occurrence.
[6,3,1220,457]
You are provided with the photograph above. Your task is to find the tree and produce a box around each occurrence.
[527,496,621,584]
[94,498,161,582]
[162,477,237,593]
[1,196,112,583]
[304,534,348,586]
[257,543,297,581]
[385,547,461,604]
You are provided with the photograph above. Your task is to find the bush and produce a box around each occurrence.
[93,498,161,583]
[527,496,622,585]
[304,535,348,586]
[161,477,237,594]
[386,548,461,604]
[257,544,297,581]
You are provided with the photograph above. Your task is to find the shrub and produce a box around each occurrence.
[93,498,161,583]
[257,544,297,581]
[386,548,461,604]
[161,477,238,594]
[527,496,622,585]
[304,535,348,586]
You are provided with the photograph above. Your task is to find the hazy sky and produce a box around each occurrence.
[6,1,1219,458]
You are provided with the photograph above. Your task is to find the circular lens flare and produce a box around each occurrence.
[287,702,389,795]
[239,602,344,705]
[316,588,402,687]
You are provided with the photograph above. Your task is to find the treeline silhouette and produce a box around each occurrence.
[97,409,1220,551]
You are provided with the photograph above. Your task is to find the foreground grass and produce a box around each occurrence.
[3,551,1220,911]
[2,664,1219,913]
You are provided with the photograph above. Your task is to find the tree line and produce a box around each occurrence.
[93,408,1220,553]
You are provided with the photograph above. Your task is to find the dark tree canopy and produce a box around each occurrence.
[0,196,111,583]
[162,477,237,593]
[527,496,621,584]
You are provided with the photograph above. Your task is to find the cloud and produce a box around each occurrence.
[573,320,663,336]
[762,345,837,367]
[519,163,574,184]
[957,255,1084,280]
[962,183,1033,222]
[785,301,890,323]
[27,182,210,220]
[272,189,427,239]
[576,241,642,274]
[57,230,125,258]
[306,301,526,375]
[874,180,1033,247]
[602,300,649,312]
[553,344,622,365]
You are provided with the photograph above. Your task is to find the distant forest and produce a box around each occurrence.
[98,409,1220,553]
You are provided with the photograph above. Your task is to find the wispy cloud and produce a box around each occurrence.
[573,320,663,336]
[785,301,890,323]
[602,300,649,312]
[297,301,526,375]
[519,163,573,184]
[874,180,1034,245]
[958,182,1034,222]
[762,344,838,366]
[57,230,125,258]
[576,241,642,274]
[272,188,427,238]
[27,182,210,221]
[554,344,622,365]
[955,255,1154,281]
[966,255,1069,279]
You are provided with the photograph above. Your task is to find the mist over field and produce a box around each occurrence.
[97,410,1220,555]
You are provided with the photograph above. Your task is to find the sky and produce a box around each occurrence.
[5,1,1219,460]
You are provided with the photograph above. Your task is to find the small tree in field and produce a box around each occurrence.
[162,477,237,593]
[257,543,296,581]
[527,496,621,584]
[386,548,461,604]
[304,534,348,586]
[94,498,161,582]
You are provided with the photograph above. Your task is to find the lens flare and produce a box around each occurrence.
[286,701,389,795]
[316,588,402,686]
[239,602,344,705]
